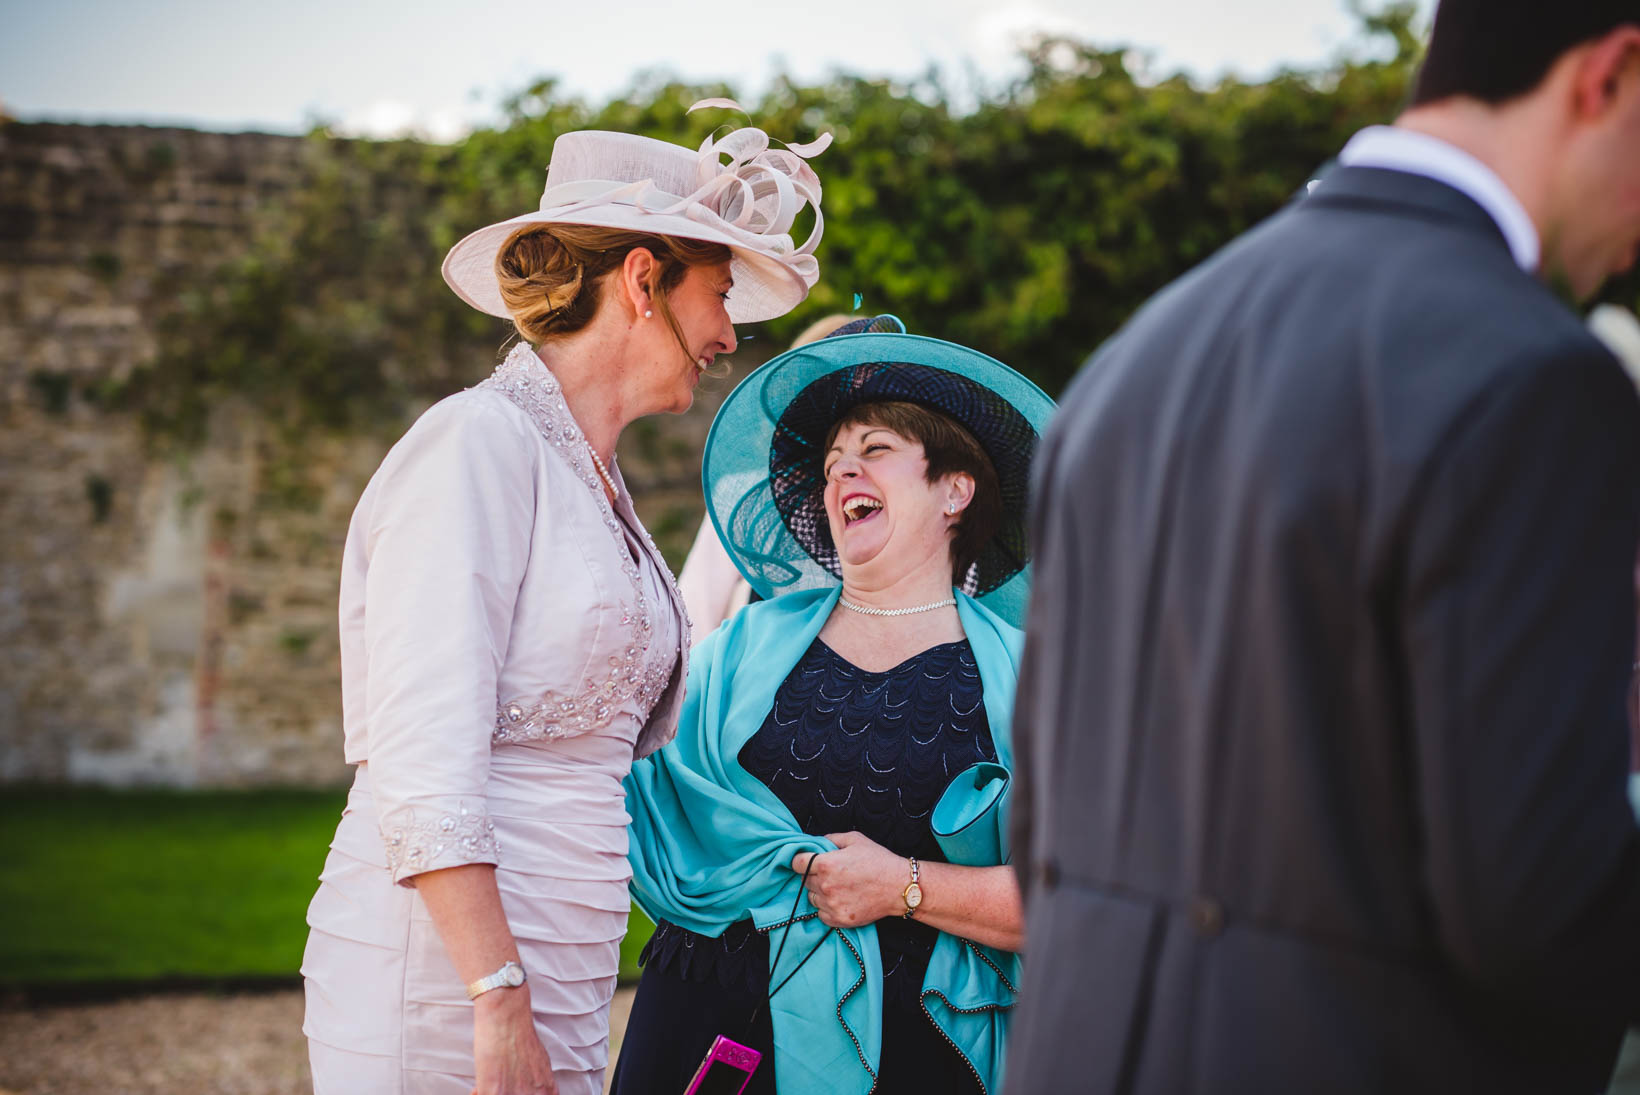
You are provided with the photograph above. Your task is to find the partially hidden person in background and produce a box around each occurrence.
[676,312,855,640]
[1008,2,1640,1093]
[301,104,826,1095]
[612,318,1054,1094]
[1589,301,1640,1095]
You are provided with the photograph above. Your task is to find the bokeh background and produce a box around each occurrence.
[4,2,1639,1092]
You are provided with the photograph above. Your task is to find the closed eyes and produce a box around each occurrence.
[823,437,898,477]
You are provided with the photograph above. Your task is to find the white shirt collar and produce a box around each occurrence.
[1337,125,1540,273]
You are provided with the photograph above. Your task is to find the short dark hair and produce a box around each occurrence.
[824,400,1003,587]
[1411,1,1639,106]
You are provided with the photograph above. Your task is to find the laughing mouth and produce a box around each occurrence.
[842,495,883,524]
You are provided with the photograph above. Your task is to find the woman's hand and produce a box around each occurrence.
[471,987,558,1095]
[791,831,909,928]
[791,837,1027,950]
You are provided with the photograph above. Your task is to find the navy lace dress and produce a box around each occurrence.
[610,637,998,1094]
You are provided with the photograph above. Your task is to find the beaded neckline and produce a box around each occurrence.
[473,344,688,746]
[483,344,625,504]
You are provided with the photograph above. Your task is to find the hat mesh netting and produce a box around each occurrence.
[702,331,1056,627]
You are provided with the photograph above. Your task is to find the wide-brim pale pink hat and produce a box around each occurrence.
[442,101,828,325]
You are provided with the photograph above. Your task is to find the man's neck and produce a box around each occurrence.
[1394,100,1558,254]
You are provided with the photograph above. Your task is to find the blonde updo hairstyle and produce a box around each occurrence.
[496,224,734,359]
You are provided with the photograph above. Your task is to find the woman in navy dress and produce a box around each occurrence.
[614,317,1055,1095]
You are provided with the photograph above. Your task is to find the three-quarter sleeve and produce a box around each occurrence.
[360,395,538,885]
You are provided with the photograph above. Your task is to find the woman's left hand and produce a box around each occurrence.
[791,832,909,928]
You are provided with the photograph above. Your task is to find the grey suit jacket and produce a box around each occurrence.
[1007,166,1640,1094]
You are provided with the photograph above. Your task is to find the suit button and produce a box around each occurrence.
[1190,897,1225,938]
[1038,860,1060,890]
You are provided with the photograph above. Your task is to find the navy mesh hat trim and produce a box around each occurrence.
[823,315,905,338]
[768,361,1039,595]
[701,324,1055,627]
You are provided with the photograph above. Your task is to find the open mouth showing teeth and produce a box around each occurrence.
[842,496,883,524]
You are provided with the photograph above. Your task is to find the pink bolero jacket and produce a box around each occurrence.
[337,343,689,884]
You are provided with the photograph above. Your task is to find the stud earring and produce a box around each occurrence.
[643,309,653,319]
[948,503,957,514]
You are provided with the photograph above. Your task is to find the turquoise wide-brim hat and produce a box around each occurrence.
[702,316,1056,627]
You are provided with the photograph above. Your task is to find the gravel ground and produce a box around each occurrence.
[0,987,636,1095]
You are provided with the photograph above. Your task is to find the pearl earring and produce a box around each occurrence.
[643,309,653,319]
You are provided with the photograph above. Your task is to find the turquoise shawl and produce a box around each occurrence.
[625,586,1022,1095]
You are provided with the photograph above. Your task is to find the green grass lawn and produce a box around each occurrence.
[0,787,654,987]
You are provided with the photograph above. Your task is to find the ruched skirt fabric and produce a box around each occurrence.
[303,737,635,1095]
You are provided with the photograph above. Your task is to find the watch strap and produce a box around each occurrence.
[465,959,525,1000]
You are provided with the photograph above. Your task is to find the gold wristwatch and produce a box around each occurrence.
[901,857,923,918]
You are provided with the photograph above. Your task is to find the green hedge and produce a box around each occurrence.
[119,4,1638,466]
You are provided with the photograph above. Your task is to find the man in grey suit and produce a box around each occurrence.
[1007,3,1640,1092]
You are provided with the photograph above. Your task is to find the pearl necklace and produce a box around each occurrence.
[586,442,619,497]
[838,595,956,618]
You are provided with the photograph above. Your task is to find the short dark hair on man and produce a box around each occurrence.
[1411,0,1640,106]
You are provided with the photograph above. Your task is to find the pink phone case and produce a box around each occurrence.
[682,1035,762,1095]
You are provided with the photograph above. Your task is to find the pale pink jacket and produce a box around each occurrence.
[336,343,688,884]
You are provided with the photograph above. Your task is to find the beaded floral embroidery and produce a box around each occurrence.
[477,345,685,746]
[382,802,500,880]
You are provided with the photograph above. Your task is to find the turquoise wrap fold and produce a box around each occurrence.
[625,586,1023,1095]
[932,762,1012,868]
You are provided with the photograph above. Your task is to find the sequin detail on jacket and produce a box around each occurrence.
[381,801,501,878]
[477,344,686,748]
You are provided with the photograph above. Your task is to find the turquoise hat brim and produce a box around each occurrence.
[702,330,1056,628]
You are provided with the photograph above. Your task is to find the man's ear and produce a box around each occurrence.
[1570,26,1640,121]
[619,247,657,319]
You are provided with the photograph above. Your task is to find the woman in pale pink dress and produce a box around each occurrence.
[301,109,826,1095]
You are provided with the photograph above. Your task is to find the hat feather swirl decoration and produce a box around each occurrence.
[441,99,830,324]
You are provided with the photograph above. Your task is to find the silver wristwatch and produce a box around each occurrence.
[466,959,526,1000]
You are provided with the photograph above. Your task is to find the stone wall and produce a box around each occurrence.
[0,121,733,787]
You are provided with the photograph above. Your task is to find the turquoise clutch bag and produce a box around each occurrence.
[931,762,1011,867]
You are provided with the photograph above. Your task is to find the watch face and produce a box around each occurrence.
[905,882,923,909]
[503,963,525,987]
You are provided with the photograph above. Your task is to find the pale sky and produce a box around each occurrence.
[2,0,1436,140]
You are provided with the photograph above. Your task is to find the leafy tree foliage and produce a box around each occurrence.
[127,4,1638,449]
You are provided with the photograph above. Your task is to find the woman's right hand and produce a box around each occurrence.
[471,988,558,1095]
